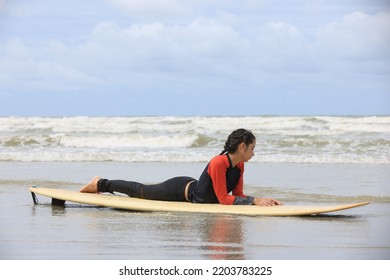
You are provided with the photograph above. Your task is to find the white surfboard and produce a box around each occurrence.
[29,187,369,216]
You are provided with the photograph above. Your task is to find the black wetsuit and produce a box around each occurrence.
[97,154,254,205]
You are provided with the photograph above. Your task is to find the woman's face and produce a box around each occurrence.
[241,140,256,162]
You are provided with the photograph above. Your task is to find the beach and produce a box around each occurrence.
[1,0,389,276]
[1,161,389,260]
[0,116,389,260]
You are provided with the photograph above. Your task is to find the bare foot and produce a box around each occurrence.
[80,176,100,193]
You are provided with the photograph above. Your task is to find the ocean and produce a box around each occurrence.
[1,115,389,164]
[0,115,389,261]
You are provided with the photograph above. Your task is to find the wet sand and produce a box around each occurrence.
[0,162,389,260]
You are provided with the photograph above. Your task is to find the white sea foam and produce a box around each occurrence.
[0,116,389,164]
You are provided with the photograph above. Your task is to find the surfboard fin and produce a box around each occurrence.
[51,198,66,206]
[30,186,39,204]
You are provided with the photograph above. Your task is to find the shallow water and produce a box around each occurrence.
[1,162,389,260]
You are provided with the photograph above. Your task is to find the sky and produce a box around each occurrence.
[0,0,389,116]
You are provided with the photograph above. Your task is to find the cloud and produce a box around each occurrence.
[0,0,31,17]
[0,1,389,115]
[316,11,390,60]
[0,39,100,94]
[1,11,389,94]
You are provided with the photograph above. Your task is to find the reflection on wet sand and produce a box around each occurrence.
[200,214,246,260]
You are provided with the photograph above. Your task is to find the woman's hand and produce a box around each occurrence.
[253,197,283,206]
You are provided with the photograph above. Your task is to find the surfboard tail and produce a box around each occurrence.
[30,186,66,206]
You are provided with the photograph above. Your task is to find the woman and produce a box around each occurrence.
[80,128,282,206]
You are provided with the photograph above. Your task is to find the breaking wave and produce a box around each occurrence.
[0,115,389,164]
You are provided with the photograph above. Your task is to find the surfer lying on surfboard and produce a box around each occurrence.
[80,129,283,207]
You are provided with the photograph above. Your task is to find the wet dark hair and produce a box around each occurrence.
[220,128,256,155]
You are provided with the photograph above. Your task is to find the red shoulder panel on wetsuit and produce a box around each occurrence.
[207,155,245,205]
